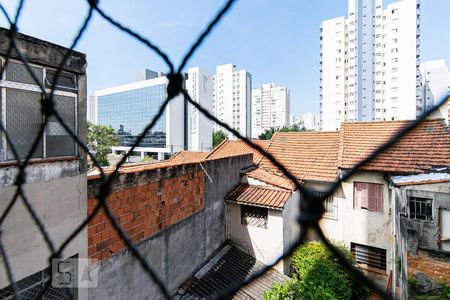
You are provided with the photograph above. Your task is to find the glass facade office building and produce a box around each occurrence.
[97,84,167,148]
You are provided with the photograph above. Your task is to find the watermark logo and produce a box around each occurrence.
[52,258,98,288]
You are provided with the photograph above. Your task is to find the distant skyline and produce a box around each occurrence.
[1,0,449,115]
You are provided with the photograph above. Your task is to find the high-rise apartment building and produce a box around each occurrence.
[320,0,421,131]
[251,83,290,138]
[418,60,450,123]
[212,64,252,139]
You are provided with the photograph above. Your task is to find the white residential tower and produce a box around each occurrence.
[320,0,422,131]
[251,83,290,138]
[212,64,252,139]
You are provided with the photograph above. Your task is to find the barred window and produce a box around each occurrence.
[409,196,433,221]
[5,61,43,85]
[45,70,77,92]
[313,190,337,219]
[0,61,78,161]
[0,265,75,299]
[240,205,268,228]
[5,89,44,160]
[351,243,386,271]
[46,95,76,157]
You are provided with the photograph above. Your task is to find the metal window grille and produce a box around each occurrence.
[5,61,43,86]
[313,190,337,219]
[409,196,433,221]
[45,70,78,92]
[0,266,74,300]
[241,205,268,228]
[351,242,387,271]
[46,95,76,157]
[5,89,43,160]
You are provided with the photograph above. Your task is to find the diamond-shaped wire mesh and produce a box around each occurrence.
[5,61,43,86]
[5,89,43,160]
[0,1,448,299]
[46,95,76,157]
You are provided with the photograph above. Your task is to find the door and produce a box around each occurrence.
[441,209,450,251]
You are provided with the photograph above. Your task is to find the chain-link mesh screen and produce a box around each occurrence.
[0,0,448,299]
[5,89,43,160]
[5,61,43,86]
[45,70,77,92]
[46,95,76,157]
[0,267,73,300]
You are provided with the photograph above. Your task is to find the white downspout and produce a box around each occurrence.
[390,185,397,298]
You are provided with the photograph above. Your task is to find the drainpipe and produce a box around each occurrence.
[389,184,397,298]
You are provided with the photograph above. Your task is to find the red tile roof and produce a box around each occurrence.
[339,119,450,174]
[226,184,292,209]
[255,119,450,182]
[258,132,340,182]
[244,167,297,190]
[169,150,209,163]
[206,140,270,164]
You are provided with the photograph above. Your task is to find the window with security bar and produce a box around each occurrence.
[313,190,337,219]
[351,242,386,271]
[0,265,75,300]
[409,196,433,221]
[240,205,268,228]
[0,60,78,161]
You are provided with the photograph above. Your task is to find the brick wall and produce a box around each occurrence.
[408,248,450,283]
[87,164,205,261]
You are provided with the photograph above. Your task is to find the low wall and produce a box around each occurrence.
[408,248,450,283]
[87,154,252,299]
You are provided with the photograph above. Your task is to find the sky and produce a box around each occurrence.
[1,0,449,116]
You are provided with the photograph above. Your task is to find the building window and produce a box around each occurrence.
[313,190,337,219]
[0,264,76,299]
[241,205,268,228]
[353,182,383,212]
[0,60,78,161]
[351,243,386,271]
[409,196,433,221]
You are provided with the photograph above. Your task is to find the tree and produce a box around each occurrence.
[212,130,228,148]
[264,241,366,300]
[258,124,307,140]
[87,122,120,166]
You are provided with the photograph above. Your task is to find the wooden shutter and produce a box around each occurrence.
[354,183,361,208]
[368,183,383,212]
[360,183,369,209]
[375,184,383,212]
[354,182,369,209]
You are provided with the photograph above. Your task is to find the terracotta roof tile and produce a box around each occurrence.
[244,167,297,190]
[258,132,340,182]
[340,119,450,174]
[226,184,291,209]
[169,150,209,163]
[206,139,270,164]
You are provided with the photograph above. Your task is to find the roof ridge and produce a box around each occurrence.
[205,139,229,159]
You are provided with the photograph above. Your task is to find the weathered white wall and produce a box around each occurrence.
[0,162,87,298]
[282,191,300,274]
[227,202,285,273]
[319,172,393,279]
